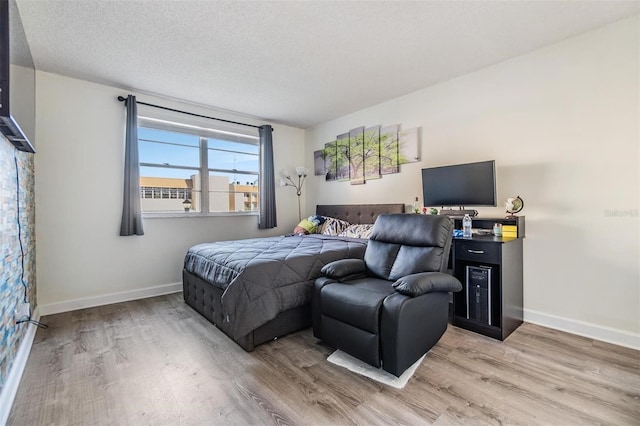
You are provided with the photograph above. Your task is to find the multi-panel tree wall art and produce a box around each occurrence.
[315,125,420,184]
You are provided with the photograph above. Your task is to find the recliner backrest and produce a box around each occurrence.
[364,214,453,281]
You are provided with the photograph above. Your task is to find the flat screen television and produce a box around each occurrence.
[0,0,36,153]
[422,160,496,208]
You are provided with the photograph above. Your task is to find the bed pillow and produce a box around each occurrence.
[319,216,351,235]
[293,215,326,235]
[337,224,374,239]
[293,218,317,235]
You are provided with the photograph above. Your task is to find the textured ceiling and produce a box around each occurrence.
[15,0,640,128]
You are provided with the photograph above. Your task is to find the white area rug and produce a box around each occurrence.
[327,350,425,389]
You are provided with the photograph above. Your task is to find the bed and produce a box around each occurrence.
[182,203,405,351]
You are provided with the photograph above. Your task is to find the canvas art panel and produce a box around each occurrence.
[349,126,365,185]
[364,125,381,180]
[314,149,325,176]
[380,124,399,174]
[336,133,350,181]
[398,127,419,164]
[324,141,337,181]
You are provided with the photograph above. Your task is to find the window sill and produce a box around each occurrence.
[143,211,259,219]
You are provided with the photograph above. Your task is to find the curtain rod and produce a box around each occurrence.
[117,95,263,130]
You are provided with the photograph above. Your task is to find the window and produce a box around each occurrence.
[138,116,260,214]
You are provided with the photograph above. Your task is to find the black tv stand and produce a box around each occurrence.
[439,208,478,218]
[450,216,525,340]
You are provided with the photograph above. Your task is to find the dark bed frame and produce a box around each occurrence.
[183,203,405,351]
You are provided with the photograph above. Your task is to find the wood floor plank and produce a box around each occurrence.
[8,293,640,425]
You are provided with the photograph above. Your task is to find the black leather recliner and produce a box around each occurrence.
[312,214,462,377]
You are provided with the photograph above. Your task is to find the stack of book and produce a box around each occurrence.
[502,225,518,238]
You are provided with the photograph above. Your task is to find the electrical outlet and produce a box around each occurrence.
[15,302,30,321]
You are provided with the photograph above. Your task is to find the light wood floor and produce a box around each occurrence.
[8,293,640,425]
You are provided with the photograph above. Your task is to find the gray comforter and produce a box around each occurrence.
[184,234,368,338]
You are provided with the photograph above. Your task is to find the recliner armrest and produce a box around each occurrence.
[392,272,462,297]
[321,258,366,279]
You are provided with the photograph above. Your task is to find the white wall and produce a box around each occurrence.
[305,16,639,346]
[35,72,305,309]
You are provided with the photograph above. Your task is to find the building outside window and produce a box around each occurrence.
[137,116,259,214]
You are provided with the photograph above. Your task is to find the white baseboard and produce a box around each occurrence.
[0,307,40,426]
[39,282,182,316]
[524,308,640,350]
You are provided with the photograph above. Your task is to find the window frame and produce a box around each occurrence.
[137,115,260,218]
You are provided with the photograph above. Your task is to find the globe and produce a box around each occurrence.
[505,196,524,217]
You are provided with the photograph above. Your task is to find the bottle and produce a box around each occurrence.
[462,214,472,238]
[413,197,420,214]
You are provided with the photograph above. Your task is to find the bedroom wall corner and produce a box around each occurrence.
[0,135,37,394]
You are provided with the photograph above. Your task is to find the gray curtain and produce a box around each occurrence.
[119,95,144,236]
[258,125,277,229]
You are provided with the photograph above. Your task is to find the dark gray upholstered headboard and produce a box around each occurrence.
[316,204,405,224]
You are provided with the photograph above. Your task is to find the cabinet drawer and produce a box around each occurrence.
[455,241,501,264]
